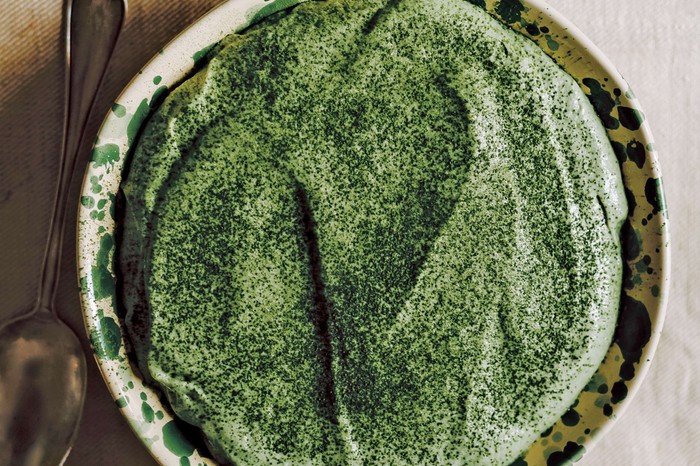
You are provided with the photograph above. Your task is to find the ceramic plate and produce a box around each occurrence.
[77,0,670,464]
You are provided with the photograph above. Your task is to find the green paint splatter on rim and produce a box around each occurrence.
[618,106,645,130]
[91,233,115,300]
[150,85,169,109]
[81,196,95,209]
[250,0,308,25]
[91,144,120,169]
[466,0,486,7]
[544,34,559,51]
[651,285,660,297]
[127,99,151,146]
[107,192,117,221]
[89,310,122,360]
[581,77,620,130]
[193,44,216,66]
[560,408,580,427]
[162,421,195,457]
[90,175,103,194]
[545,444,582,465]
[142,401,155,423]
[112,103,127,117]
[495,0,525,24]
[79,275,88,294]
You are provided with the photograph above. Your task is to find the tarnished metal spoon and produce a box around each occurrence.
[0,0,126,464]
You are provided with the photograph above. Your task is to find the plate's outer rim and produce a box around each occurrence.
[76,0,670,464]
[492,0,670,462]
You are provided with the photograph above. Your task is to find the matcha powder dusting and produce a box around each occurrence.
[119,0,627,464]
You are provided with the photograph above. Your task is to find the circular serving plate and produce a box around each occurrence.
[77,0,670,464]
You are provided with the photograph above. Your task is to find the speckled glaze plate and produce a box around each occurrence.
[77,0,670,464]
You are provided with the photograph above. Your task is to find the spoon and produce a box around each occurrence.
[0,0,126,464]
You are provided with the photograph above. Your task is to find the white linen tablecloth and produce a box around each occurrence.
[0,1,695,464]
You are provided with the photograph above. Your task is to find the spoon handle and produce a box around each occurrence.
[37,0,127,312]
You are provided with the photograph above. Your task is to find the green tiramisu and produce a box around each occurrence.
[119,0,627,464]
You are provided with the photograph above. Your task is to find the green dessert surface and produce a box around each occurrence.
[119,0,627,464]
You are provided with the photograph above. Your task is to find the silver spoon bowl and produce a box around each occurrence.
[0,310,85,465]
[0,1,126,464]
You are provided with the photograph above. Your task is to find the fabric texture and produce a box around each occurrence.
[0,0,694,464]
